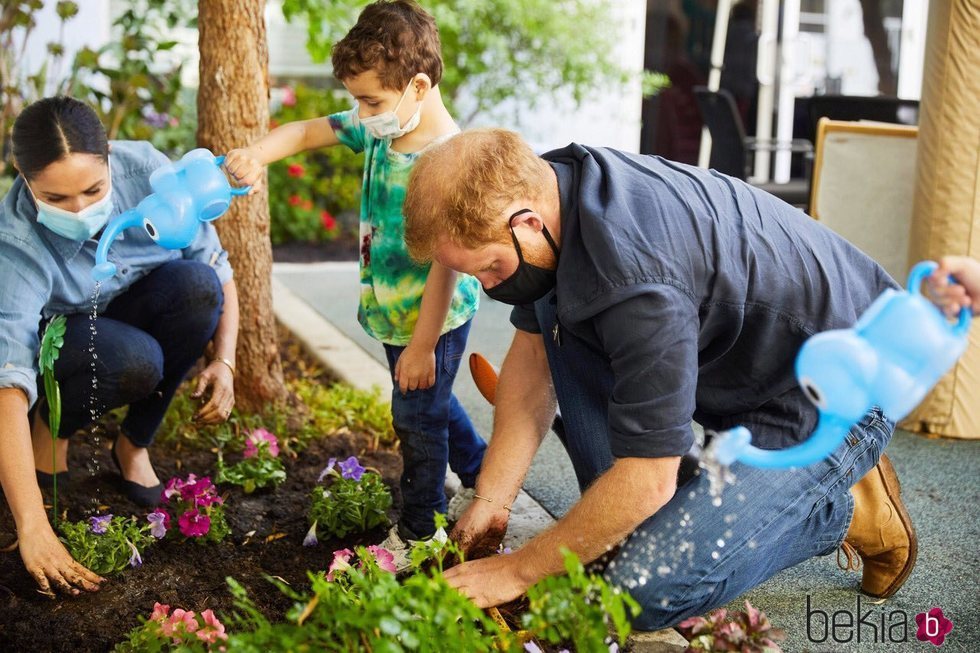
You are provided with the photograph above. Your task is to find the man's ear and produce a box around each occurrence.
[413,73,432,101]
[510,209,545,233]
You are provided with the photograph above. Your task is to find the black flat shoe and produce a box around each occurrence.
[111,437,164,508]
[35,469,71,489]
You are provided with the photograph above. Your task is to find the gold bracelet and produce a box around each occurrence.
[212,356,236,376]
[474,493,512,512]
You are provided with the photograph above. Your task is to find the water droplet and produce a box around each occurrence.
[724,530,733,539]
[737,493,746,502]
[637,575,647,586]
[688,491,696,499]
[657,565,671,577]
[747,540,757,549]
[711,551,720,560]
[660,598,670,608]
[712,496,723,507]
[716,538,725,547]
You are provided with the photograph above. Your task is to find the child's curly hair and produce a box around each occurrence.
[331,0,443,91]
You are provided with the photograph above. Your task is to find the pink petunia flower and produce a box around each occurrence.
[287,163,305,178]
[178,509,211,538]
[196,609,228,643]
[179,476,215,503]
[365,545,397,574]
[321,210,337,231]
[244,428,280,459]
[150,602,170,622]
[281,86,297,107]
[327,548,354,582]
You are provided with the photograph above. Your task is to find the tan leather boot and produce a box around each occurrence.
[838,454,917,598]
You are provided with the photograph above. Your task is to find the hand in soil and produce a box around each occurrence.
[192,361,235,423]
[20,522,103,596]
[449,500,508,559]
[443,551,531,608]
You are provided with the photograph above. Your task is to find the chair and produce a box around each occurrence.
[809,118,919,282]
[693,86,813,207]
[805,95,919,144]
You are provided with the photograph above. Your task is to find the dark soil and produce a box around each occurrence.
[0,349,402,652]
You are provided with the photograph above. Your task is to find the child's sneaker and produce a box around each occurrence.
[446,486,476,522]
[378,524,420,573]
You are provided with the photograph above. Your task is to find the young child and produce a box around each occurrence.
[928,255,980,316]
[224,0,485,565]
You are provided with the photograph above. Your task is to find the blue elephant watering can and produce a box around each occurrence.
[92,148,250,281]
[710,261,971,469]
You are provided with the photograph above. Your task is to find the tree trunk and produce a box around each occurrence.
[197,0,288,411]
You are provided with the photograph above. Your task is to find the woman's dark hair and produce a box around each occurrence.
[11,96,108,179]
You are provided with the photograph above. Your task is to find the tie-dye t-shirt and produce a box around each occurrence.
[328,108,479,345]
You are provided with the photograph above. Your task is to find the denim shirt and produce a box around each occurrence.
[512,144,895,459]
[0,140,232,406]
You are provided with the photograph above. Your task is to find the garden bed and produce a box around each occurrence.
[0,340,402,651]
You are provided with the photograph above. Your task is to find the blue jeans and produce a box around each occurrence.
[38,260,223,447]
[383,320,486,538]
[532,294,893,631]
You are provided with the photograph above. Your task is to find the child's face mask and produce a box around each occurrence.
[353,77,422,140]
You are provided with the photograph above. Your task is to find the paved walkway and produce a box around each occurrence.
[273,261,978,652]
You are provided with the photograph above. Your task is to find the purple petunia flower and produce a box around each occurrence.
[316,458,337,484]
[302,521,318,547]
[147,510,169,539]
[89,514,112,534]
[126,538,143,567]
[338,456,365,481]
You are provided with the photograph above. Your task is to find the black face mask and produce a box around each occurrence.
[484,209,560,306]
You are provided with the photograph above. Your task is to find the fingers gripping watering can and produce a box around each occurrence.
[91,148,250,281]
[711,261,971,469]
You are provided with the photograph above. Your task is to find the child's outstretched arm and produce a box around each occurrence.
[927,255,980,316]
[223,117,340,190]
[394,262,457,394]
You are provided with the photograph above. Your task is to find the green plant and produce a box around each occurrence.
[215,428,287,494]
[67,0,196,151]
[521,549,640,653]
[281,0,643,125]
[0,1,79,174]
[60,514,156,576]
[678,601,786,653]
[267,83,362,244]
[307,456,391,540]
[157,378,393,454]
[224,565,511,651]
[37,315,66,523]
[114,602,228,652]
[293,380,395,447]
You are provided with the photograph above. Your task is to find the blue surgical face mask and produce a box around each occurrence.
[352,77,423,140]
[27,162,114,241]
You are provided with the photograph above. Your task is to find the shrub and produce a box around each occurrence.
[267,83,362,244]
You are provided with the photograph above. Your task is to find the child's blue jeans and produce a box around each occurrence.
[39,260,223,447]
[383,320,486,539]
[531,294,893,631]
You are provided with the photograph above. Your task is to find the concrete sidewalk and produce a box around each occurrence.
[272,262,979,652]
